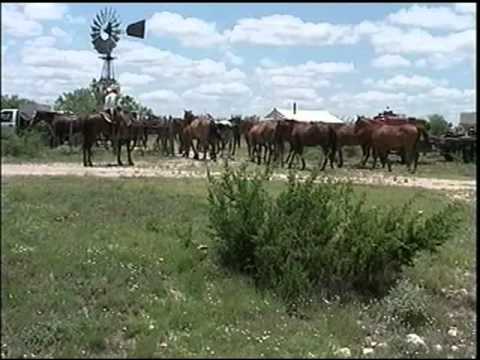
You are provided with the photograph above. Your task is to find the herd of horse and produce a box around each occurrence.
[28,107,435,173]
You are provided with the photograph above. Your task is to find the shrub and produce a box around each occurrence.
[380,278,434,329]
[207,164,461,306]
[207,163,271,274]
[1,129,49,159]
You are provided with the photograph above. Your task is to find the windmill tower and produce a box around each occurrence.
[90,7,146,108]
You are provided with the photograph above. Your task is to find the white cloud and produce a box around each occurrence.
[365,75,447,91]
[118,72,155,86]
[387,4,474,31]
[415,53,470,70]
[454,3,476,14]
[226,14,356,46]
[259,57,278,68]
[184,82,251,98]
[23,3,68,21]
[429,86,473,100]
[50,26,72,43]
[260,61,354,77]
[275,87,319,101]
[372,54,411,68]
[414,59,428,68]
[223,50,244,66]
[1,4,43,37]
[24,36,57,48]
[147,12,225,48]
[139,89,181,103]
[370,27,475,55]
[66,14,86,25]
[116,40,246,89]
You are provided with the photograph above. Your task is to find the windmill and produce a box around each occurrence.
[90,7,145,103]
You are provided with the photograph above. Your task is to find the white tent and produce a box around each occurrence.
[263,107,344,124]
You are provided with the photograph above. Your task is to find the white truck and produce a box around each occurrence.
[1,109,31,135]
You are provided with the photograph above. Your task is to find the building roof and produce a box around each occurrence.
[263,107,344,124]
[460,112,476,125]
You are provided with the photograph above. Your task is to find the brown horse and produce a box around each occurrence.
[81,108,136,167]
[333,122,370,168]
[247,120,278,165]
[182,111,220,161]
[240,115,259,158]
[353,117,421,173]
[274,119,297,167]
[29,110,80,148]
[288,122,337,171]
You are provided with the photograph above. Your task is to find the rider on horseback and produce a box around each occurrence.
[103,84,120,123]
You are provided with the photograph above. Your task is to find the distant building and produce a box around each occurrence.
[263,104,344,124]
[459,112,476,131]
[19,101,51,118]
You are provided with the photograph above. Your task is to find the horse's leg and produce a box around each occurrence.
[127,139,134,166]
[87,142,93,167]
[320,146,329,171]
[338,146,343,168]
[117,139,123,166]
[299,147,306,171]
[386,153,392,172]
[288,147,296,169]
[83,143,88,167]
[371,147,377,170]
[361,145,370,166]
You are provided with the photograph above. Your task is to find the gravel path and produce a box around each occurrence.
[2,161,476,201]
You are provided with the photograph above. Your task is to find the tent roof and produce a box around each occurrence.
[263,108,344,123]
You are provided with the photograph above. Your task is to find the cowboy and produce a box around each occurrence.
[103,85,120,123]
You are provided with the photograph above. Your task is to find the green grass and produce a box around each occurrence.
[1,176,475,358]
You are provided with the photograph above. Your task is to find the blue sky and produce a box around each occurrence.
[1,3,476,122]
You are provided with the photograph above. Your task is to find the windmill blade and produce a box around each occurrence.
[112,19,121,29]
[107,7,114,21]
[101,8,107,23]
[96,11,104,25]
[91,25,101,35]
[92,17,102,30]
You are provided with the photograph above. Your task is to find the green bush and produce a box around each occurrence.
[207,164,461,306]
[1,129,49,159]
[380,278,434,329]
[207,164,270,274]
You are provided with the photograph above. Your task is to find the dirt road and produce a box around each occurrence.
[2,161,476,201]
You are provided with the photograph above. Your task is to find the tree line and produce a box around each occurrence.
[1,84,452,135]
[1,78,154,118]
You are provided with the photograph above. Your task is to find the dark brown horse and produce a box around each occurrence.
[215,119,235,159]
[81,108,136,167]
[288,122,337,171]
[29,110,80,148]
[353,117,421,173]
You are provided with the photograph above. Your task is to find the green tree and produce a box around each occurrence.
[1,94,34,110]
[118,95,141,113]
[54,87,97,114]
[427,114,449,136]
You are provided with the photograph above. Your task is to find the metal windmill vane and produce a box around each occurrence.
[90,7,146,88]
